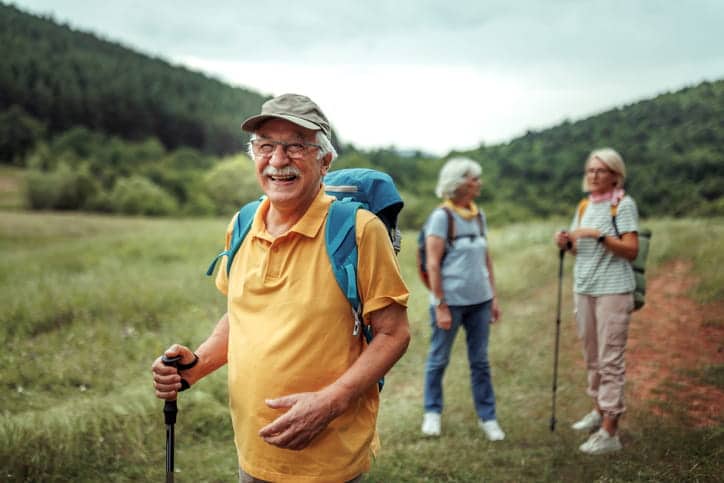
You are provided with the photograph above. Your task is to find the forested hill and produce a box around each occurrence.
[0,3,266,156]
[459,79,724,219]
[334,79,724,225]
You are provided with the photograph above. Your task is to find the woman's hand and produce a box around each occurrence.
[435,304,452,330]
[569,227,600,240]
[491,298,501,323]
[553,230,571,250]
[554,230,572,250]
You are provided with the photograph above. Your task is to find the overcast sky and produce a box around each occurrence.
[9,0,724,155]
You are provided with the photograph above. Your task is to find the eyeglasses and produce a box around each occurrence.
[250,139,322,159]
[586,168,613,176]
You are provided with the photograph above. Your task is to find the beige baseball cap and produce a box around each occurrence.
[241,93,331,137]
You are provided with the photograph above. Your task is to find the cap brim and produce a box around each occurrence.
[241,114,322,133]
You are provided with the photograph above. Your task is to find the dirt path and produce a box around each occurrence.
[626,260,724,426]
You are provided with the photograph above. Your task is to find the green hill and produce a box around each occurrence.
[0,3,266,157]
[463,80,724,218]
[337,79,724,225]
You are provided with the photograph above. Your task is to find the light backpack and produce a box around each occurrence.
[577,198,652,310]
[416,207,485,290]
[206,168,404,390]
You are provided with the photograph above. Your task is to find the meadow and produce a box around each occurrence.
[1,211,722,482]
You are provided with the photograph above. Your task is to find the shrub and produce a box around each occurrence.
[203,155,260,215]
[108,176,178,215]
[24,163,99,210]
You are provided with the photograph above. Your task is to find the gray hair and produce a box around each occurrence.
[247,131,337,162]
[582,147,626,192]
[435,156,482,199]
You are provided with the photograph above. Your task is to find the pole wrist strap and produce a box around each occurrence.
[177,352,199,371]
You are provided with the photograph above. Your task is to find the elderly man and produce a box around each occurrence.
[151,93,410,482]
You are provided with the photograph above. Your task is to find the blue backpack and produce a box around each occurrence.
[205,168,404,390]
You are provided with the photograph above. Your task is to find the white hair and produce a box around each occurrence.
[435,157,482,199]
[582,147,626,192]
[247,131,337,162]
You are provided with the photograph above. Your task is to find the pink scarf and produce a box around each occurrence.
[590,188,625,206]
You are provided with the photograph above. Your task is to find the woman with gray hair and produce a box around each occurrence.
[420,157,505,441]
[554,147,639,455]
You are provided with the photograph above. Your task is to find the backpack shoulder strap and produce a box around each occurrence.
[206,198,262,276]
[326,199,384,391]
[576,198,588,226]
[475,211,485,238]
[610,202,621,238]
[325,199,362,315]
[440,206,456,245]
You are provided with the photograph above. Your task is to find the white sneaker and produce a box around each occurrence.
[421,412,441,436]
[579,428,622,455]
[479,419,505,441]
[571,410,602,431]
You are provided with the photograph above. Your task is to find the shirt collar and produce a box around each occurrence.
[253,186,333,240]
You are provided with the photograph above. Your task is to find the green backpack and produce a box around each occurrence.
[577,199,651,310]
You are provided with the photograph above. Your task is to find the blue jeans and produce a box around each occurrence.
[423,300,497,421]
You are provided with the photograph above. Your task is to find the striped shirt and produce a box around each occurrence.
[571,195,639,295]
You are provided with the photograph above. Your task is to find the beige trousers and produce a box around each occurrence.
[574,292,634,417]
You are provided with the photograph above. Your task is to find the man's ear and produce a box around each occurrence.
[320,153,333,175]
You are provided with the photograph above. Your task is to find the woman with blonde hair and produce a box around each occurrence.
[554,147,639,455]
[420,157,505,441]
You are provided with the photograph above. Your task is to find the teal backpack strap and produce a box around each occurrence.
[326,199,362,317]
[206,198,263,276]
[325,199,383,391]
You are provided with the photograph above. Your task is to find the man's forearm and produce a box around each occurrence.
[324,303,410,416]
[184,313,230,385]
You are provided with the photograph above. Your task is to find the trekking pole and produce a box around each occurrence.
[161,355,182,483]
[550,247,566,432]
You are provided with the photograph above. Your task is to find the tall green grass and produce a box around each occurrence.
[1,212,722,482]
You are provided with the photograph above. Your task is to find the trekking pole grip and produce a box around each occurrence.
[161,355,182,425]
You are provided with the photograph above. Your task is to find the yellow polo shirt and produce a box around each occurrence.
[215,187,409,482]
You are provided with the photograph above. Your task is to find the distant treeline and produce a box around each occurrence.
[0,3,266,157]
[1,3,722,225]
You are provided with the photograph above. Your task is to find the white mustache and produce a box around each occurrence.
[263,166,301,177]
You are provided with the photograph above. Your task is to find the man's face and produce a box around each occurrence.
[252,118,331,213]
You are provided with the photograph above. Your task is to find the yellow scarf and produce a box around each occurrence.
[442,199,479,220]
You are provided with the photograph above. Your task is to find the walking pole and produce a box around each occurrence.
[162,355,182,483]
[550,248,565,431]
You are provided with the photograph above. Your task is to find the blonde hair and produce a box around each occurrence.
[582,147,626,192]
[435,157,482,199]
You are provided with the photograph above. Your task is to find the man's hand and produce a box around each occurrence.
[151,344,196,400]
[258,390,343,451]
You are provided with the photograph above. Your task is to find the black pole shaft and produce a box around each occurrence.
[165,419,175,483]
[550,249,565,432]
[162,355,181,482]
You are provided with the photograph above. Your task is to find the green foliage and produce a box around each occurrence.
[0,105,46,164]
[25,162,99,210]
[202,154,261,216]
[0,3,266,156]
[108,176,178,215]
[0,165,24,209]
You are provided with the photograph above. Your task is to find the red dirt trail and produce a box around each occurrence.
[625,260,723,426]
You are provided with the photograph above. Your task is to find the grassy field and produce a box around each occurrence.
[1,211,722,482]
